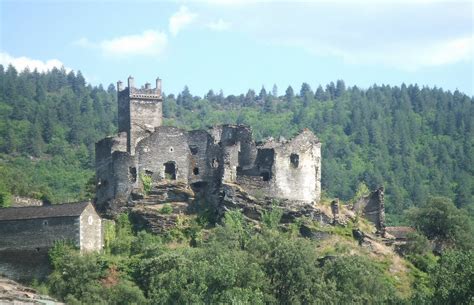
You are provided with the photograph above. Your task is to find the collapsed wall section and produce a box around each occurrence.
[353,187,386,236]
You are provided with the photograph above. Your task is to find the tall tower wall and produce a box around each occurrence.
[117,76,163,155]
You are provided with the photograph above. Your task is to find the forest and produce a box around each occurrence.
[0,65,472,224]
[0,65,473,304]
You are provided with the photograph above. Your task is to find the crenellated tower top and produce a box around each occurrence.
[117,76,164,154]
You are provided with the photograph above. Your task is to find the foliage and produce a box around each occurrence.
[351,182,370,204]
[247,231,338,304]
[48,247,145,304]
[321,255,402,304]
[261,203,283,230]
[42,210,474,304]
[159,204,173,214]
[108,214,134,255]
[407,197,474,250]
[0,180,12,207]
[0,65,116,203]
[140,173,152,195]
[103,220,116,254]
[429,250,474,305]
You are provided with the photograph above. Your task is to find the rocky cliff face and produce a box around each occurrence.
[219,183,334,225]
[0,276,62,304]
[128,181,197,234]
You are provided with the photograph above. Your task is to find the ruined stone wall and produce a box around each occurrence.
[272,133,321,203]
[117,89,131,137]
[353,187,386,236]
[79,204,103,252]
[212,125,257,183]
[136,126,190,182]
[187,130,212,183]
[111,151,135,204]
[0,217,79,280]
[95,133,128,209]
[235,175,271,198]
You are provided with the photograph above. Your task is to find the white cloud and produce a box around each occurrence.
[73,37,95,49]
[75,30,168,57]
[417,36,473,67]
[223,1,473,70]
[207,18,231,31]
[101,30,168,57]
[0,51,70,72]
[169,6,197,36]
[280,35,473,71]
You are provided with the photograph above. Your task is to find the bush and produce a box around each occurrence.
[407,197,474,250]
[261,203,283,230]
[321,255,402,304]
[159,204,173,214]
[430,250,474,305]
[140,173,152,195]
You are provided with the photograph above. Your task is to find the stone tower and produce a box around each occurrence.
[117,76,163,155]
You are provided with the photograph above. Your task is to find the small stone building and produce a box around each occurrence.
[0,202,103,280]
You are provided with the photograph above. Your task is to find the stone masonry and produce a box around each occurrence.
[95,77,322,216]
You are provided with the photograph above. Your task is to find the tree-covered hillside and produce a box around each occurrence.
[0,65,472,223]
[0,65,116,203]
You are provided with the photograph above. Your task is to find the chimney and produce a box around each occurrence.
[117,80,123,91]
[128,76,134,89]
[156,77,162,93]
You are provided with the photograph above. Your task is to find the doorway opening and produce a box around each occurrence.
[164,162,176,180]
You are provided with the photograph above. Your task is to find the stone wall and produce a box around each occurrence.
[79,204,103,252]
[272,133,321,203]
[187,130,213,184]
[236,130,321,204]
[353,187,386,236]
[11,196,43,207]
[136,126,190,182]
[129,99,162,155]
[0,217,79,280]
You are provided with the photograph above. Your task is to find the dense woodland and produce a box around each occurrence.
[0,65,472,223]
[0,66,473,303]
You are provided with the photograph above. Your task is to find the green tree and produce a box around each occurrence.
[285,86,294,104]
[407,197,474,250]
[430,250,474,305]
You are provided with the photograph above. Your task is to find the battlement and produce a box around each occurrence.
[117,75,163,155]
[117,76,163,98]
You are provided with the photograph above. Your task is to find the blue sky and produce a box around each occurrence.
[1,0,472,96]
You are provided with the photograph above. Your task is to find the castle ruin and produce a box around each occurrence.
[95,76,321,216]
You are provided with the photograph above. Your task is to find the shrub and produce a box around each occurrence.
[159,204,173,215]
[140,173,152,195]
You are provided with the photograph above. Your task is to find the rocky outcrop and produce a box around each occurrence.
[219,183,334,225]
[128,181,195,233]
[131,181,195,206]
[130,205,185,234]
[0,276,62,304]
